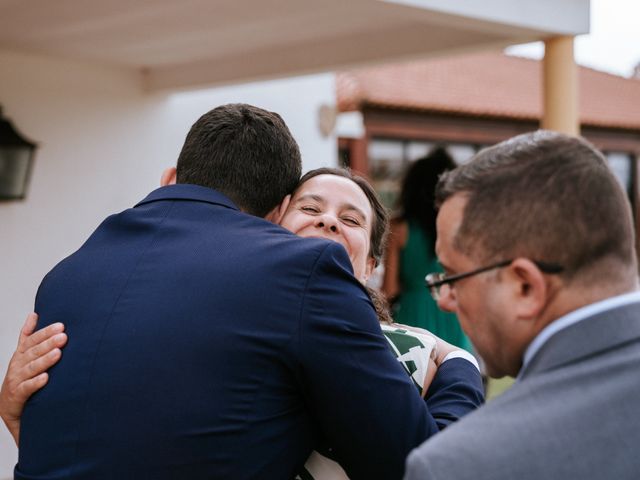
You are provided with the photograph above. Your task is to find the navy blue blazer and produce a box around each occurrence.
[17,185,483,479]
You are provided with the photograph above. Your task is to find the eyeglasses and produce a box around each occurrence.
[425,259,564,301]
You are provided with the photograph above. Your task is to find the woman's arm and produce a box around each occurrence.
[0,313,67,445]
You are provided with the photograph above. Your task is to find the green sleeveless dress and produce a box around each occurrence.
[393,221,473,352]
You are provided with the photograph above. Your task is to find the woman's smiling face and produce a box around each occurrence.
[279,174,376,283]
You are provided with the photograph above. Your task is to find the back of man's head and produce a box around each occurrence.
[436,130,637,289]
[176,103,302,217]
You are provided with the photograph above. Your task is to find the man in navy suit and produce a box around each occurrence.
[14,104,483,479]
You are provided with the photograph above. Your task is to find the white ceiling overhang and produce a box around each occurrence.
[0,0,589,92]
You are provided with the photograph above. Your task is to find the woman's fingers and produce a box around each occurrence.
[27,333,67,364]
[19,322,65,354]
[17,313,39,348]
[8,315,66,387]
[1,315,64,447]
[25,347,63,379]
[1,349,59,414]
[15,372,50,403]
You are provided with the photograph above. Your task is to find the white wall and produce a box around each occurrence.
[0,48,336,476]
[168,73,337,173]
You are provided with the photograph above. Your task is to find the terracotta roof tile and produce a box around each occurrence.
[337,51,640,130]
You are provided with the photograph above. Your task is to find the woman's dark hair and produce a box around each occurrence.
[295,167,389,266]
[399,146,456,251]
[367,287,394,324]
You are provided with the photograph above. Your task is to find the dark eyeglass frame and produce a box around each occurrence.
[425,259,564,301]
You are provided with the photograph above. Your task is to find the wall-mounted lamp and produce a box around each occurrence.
[0,106,37,200]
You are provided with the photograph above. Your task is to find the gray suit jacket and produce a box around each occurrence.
[404,301,640,480]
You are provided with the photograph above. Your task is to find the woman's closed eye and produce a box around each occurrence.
[341,216,362,227]
[300,205,320,214]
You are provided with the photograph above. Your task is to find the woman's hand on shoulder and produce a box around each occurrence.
[0,313,67,445]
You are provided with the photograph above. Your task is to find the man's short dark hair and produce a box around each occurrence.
[176,103,302,217]
[436,130,637,284]
[295,167,389,266]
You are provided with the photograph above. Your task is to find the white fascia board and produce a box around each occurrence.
[380,0,590,36]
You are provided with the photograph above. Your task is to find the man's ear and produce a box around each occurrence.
[508,258,550,321]
[160,167,177,186]
[265,195,291,224]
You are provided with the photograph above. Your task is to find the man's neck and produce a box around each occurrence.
[516,277,640,375]
[534,273,638,335]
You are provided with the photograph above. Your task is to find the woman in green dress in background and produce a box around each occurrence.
[382,147,473,352]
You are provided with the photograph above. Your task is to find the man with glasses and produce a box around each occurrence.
[405,130,640,479]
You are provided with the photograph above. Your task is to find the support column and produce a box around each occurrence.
[542,36,579,136]
[349,136,369,177]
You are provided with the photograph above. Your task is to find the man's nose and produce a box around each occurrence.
[316,214,338,233]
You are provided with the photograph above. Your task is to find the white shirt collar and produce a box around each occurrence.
[520,290,640,377]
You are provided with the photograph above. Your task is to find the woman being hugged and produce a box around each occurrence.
[1,167,480,479]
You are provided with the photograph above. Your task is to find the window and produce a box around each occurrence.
[606,151,634,200]
[367,138,481,208]
[446,144,477,165]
